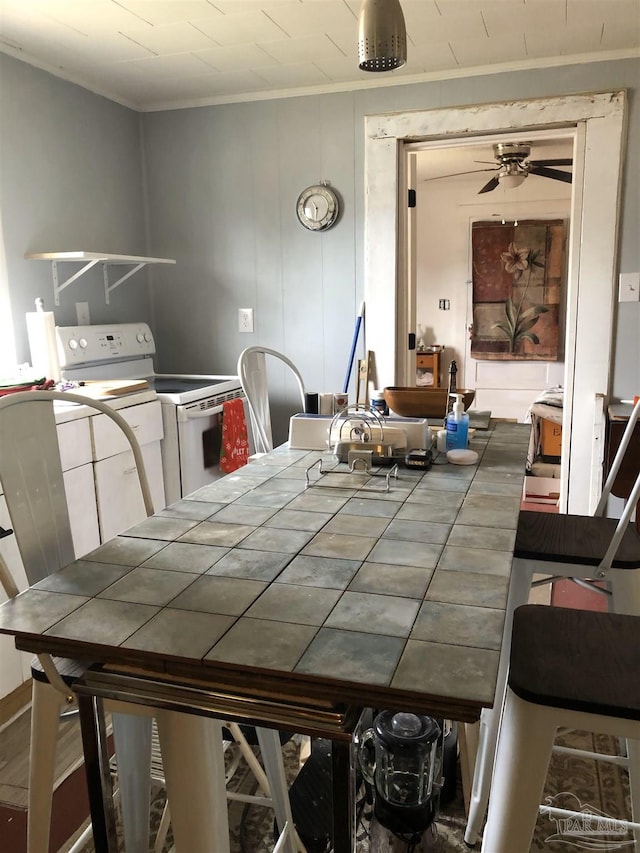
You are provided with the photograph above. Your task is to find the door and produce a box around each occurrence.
[397,151,418,386]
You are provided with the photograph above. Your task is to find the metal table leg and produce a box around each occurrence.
[332,738,355,853]
[78,693,119,853]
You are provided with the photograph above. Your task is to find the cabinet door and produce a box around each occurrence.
[94,441,166,542]
[63,464,100,557]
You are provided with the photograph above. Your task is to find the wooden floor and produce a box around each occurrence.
[0,706,93,853]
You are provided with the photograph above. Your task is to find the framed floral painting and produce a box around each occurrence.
[470,220,567,360]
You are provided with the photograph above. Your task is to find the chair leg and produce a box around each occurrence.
[111,713,152,853]
[627,737,640,849]
[481,688,557,853]
[27,680,64,853]
[155,712,230,853]
[464,558,534,845]
[255,728,299,853]
[610,568,640,617]
[154,801,171,853]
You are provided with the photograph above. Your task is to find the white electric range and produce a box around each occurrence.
[56,323,248,505]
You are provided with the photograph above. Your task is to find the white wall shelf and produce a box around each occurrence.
[25,251,176,305]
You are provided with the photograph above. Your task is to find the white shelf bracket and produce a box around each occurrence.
[103,262,146,305]
[52,259,101,306]
[27,252,176,305]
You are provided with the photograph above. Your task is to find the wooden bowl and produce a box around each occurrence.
[384,387,475,418]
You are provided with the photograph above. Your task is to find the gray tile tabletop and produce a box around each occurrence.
[0,422,529,718]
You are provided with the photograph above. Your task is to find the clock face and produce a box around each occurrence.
[296,184,339,231]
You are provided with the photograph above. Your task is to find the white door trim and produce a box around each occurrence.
[364,90,626,513]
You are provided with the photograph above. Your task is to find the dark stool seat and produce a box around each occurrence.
[481,604,640,852]
[515,511,640,569]
[510,604,640,720]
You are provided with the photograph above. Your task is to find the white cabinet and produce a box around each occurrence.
[57,417,101,556]
[90,400,165,541]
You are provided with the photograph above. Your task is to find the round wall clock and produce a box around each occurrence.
[296,183,339,231]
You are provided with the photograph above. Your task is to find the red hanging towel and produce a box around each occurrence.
[219,398,250,473]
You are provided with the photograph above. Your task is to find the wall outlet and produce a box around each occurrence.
[238,308,254,333]
[76,301,90,325]
[619,272,640,303]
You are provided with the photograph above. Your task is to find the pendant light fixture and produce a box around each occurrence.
[358,0,407,72]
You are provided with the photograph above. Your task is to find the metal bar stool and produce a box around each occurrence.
[481,604,640,852]
[465,399,640,846]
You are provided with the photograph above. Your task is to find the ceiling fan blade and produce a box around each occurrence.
[422,167,496,182]
[528,158,573,166]
[478,175,500,194]
[529,165,573,183]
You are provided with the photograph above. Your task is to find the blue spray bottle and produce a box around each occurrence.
[445,393,469,451]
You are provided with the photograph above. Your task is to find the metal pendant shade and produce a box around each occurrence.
[358,0,407,72]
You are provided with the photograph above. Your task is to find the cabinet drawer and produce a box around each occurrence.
[91,400,163,461]
[57,417,92,470]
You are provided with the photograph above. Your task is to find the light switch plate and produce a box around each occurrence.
[76,302,90,325]
[619,272,640,302]
[238,308,254,333]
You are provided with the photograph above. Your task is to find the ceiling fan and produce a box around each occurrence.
[426,142,573,194]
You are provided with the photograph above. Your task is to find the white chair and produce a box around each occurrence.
[481,604,640,852]
[152,720,303,853]
[0,389,160,853]
[237,346,306,454]
[465,398,640,846]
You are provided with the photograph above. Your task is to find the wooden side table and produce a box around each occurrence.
[416,351,441,387]
[605,403,640,499]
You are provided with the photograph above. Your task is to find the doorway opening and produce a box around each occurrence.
[409,130,574,415]
[363,91,626,514]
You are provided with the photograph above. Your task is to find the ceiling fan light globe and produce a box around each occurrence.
[358,0,407,72]
[499,173,527,189]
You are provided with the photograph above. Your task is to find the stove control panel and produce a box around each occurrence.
[56,323,156,366]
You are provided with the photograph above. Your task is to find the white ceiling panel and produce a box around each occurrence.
[266,1,357,37]
[117,1,223,26]
[126,53,214,78]
[481,5,566,36]
[451,33,528,66]
[119,21,216,53]
[42,0,151,34]
[390,41,456,72]
[192,9,289,45]
[0,0,637,110]
[70,33,155,64]
[525,22,605,57]
[196,43,279,72]
[404,8,488,43]
[260,33,348,63]
[255,61,333,87]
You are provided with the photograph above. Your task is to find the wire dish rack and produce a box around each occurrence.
[305,404,400,493]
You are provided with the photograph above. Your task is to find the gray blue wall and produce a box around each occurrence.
[0,53,150,356]
[2,52,638,443]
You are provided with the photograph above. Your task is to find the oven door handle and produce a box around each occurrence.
[177,404,224,422]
